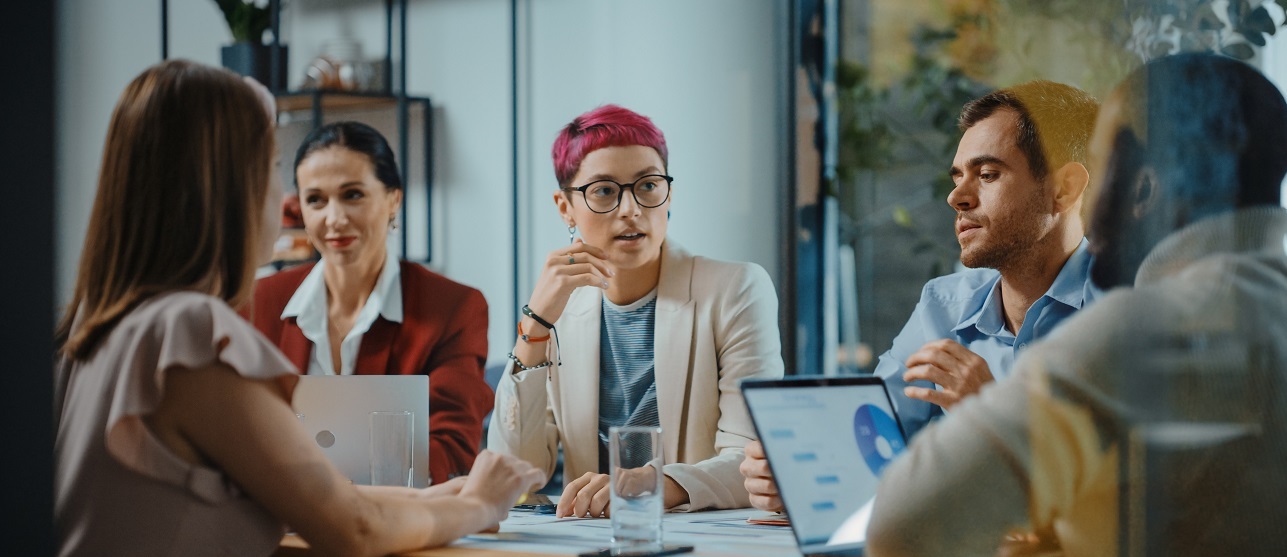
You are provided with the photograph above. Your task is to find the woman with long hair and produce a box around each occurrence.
[54,60,541,557]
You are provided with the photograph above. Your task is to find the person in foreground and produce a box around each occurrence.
[53,60,543,557]
[866,53,1287,557]
[251,121,492,483]
[487,104,784,517]
[743,80,1101,512]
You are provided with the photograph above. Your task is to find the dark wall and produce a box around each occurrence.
[0,0,55,552]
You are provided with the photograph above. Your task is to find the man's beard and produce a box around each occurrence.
[959,231,1037,270]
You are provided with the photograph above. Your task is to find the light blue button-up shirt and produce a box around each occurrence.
[875,239,1100,438]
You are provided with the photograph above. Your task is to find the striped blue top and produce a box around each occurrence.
[597,289,660,473]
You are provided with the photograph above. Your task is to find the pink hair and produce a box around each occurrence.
[551,104,668,187]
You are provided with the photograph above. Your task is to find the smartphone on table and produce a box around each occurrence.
[577,544,695,557]
[512,492,557,514]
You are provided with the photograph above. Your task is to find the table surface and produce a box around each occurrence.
[276,507,804,557]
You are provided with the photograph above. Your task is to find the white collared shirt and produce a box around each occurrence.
[281,255,403,375]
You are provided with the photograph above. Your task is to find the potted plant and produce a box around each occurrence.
[214,0,287,91]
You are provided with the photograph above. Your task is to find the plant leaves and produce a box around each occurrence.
[1243,6,1277,35]
[1222,42,1256,60]
[892,206,913,228]
[1242,28,1268,46]
[1195,5,1224,31]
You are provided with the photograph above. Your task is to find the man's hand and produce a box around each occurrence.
[901,339,995,409]
[739,441,784,512]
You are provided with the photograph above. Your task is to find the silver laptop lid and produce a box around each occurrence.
[741,376,908,556]
[292,375,431,487]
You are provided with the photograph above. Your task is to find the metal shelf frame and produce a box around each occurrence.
[160,0,434,263]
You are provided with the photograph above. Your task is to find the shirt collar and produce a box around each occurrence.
[955,278,1006,336]
[1136,206,1287,285]
[952,238,1095,336]
[1042,238,1095,310]
[280,255,403,324]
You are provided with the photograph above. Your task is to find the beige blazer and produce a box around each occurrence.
[488,241,784,511]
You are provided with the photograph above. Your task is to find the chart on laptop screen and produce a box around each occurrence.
[744,382,906,547]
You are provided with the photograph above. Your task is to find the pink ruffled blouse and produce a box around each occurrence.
[55,292,299,557]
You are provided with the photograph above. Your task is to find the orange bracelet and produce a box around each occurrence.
[517,320,551,343]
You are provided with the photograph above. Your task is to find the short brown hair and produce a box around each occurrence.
[57,60,275,359]
[958,80,1099,181]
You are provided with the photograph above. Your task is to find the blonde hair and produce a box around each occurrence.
[57,59,275,359]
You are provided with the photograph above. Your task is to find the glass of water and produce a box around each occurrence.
[609,426,664,551]
[369,410,413,487]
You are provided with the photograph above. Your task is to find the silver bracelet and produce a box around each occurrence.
[508,352,553,372]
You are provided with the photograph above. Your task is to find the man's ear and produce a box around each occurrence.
[1052,161,1090,215]
[1130,167,1159,220]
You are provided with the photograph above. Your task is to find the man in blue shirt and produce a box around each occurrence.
[742,80,1101,512]
[878,80,1101,439]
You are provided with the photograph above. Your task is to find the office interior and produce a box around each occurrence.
[7,0,1287,552]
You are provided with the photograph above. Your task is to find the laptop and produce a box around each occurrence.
[292,375,431,487]
[741,376,909,557]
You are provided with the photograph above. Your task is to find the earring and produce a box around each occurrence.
[567,224,577,244]
[389,215,398,230]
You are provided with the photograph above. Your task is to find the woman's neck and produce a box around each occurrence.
[605,254,662,306]
[322,251,385,317]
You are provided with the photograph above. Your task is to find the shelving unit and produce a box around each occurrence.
[160,0,434,263]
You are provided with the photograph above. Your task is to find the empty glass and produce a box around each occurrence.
[368,410,413,487]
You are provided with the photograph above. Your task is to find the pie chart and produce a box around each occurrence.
[853,404,906,476]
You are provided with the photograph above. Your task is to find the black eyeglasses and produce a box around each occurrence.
[560,174,674,214]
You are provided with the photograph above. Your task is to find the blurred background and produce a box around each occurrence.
[52,0,1287,377]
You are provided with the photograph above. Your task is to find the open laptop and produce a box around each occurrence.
[741,376,909,557]
[292,375,431,487]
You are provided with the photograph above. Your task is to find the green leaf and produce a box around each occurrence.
[1243,6,1276,35]
[1195,5,1224,31]
[1242,28,1268,47]
[1150,40,1175,58]
[1222,42,1256,60]
[892,206,913,228]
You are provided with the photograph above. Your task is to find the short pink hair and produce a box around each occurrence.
[551,104,668,187]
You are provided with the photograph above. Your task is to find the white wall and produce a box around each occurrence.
[55,0,786,364]
[1262,7,1287,208]
[56,0,226,307]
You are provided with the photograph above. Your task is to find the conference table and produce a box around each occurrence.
[275,507,803,557]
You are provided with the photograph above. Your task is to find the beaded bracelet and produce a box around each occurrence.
[507,352,553,372]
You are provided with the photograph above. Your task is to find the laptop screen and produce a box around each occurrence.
[742,376,907,554]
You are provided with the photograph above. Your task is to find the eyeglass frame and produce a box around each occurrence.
[559,174,674,214]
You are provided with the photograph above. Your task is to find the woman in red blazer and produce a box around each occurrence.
[252,121,491,484]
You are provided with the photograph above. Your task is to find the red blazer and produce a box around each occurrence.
[251,260,492,484]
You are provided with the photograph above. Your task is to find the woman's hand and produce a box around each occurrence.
[555,470,689,518]
[525,240,615,328]
[457,451,547,529]
[417,476,467,499]
[556,472,612,518]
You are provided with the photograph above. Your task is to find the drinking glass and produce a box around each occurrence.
[368,410,413,487]
[609,426,664,551]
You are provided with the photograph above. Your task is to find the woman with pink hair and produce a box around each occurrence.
[488,104,784,516]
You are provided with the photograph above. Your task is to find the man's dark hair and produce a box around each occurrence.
[958,80,1100,181]
[1118,53,1286,215]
